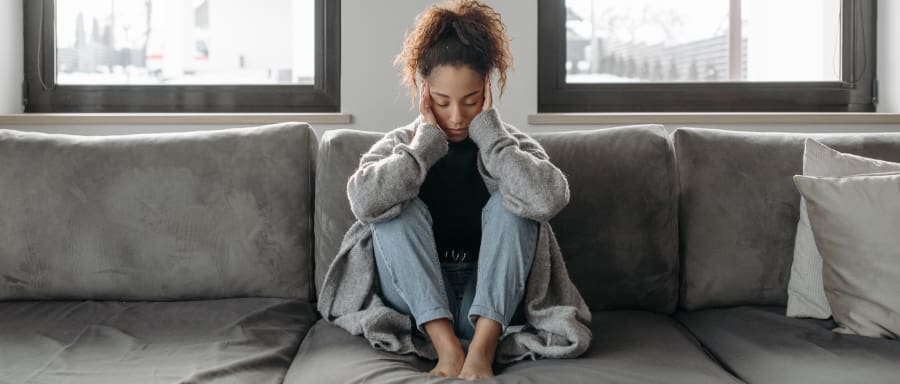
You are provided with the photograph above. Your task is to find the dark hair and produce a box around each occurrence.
[394,0,513,106]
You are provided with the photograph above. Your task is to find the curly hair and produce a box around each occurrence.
[394,0,513,107]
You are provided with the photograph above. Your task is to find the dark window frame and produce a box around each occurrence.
[538,0,876,112]
[23,0,340,113]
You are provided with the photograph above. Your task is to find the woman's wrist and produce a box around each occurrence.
[468,108,504,147]
[408,122,449,167]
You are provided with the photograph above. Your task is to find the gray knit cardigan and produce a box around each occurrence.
[316,108,592,364]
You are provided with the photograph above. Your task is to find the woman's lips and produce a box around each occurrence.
[447,129,468,136]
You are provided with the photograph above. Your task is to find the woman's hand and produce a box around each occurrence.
[482,74,492,111]
[419,79,439,127]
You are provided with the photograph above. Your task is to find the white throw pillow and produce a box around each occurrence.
[786,138,900,319]
[793,172,900,338]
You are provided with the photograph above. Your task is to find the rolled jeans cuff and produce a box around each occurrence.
[468,304,510,333]
[414,307,454,335]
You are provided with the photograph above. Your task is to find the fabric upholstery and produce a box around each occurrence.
[530,126,679,313]
[0,124,317,300]
[787,139,900,319]
[314,125,679,313]
[677,306,900,384]
[284,311,741,384]
[674,128,900,310]
[794,172,900,338]
[0,298,318,384]
[313,129,384,300]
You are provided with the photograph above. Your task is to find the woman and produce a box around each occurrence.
[317,0,592,380]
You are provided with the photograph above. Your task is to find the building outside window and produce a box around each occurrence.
[24,0,339,113]
[539,0,876,112]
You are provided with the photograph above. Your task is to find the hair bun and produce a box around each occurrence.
[430,13,469,46]
[395,0,512,107]
[451,20,471,45]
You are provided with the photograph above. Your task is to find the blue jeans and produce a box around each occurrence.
[371,191,538,341]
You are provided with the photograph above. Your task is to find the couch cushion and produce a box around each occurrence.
[677,306,900,384]
[673,128,900,310]
[0,124,317,300]
[314,125,679,313]
[313,129,383,301]
[0,298,318,384]
[793,172,900,338]
[788,139,900,319]
[284,311,740,383]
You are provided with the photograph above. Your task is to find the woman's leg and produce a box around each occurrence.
[441,261,477,342]
[453,269,527,343]
[370,197,464,377]
[460,191,539,380]
[468,190,538,335]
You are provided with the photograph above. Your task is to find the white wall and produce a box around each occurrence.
[0,0,898,134]
[0,0,23,114]
[877,0,899,112]
[342,0,536,132]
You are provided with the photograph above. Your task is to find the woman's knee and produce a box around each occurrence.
[482,191,538,228]
[370,197,432,234]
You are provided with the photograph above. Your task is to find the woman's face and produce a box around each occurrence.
[425,65,485,142]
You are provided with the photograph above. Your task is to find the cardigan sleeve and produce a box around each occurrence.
[467,108,570,222]
[346,122,449,224]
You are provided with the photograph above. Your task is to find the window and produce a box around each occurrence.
[24,0,340,113]
[538,0,876,112]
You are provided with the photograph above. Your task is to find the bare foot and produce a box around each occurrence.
[424,318,465,377]
[458,348,495,380]
[429,347,465,377]
[458,316,501,380]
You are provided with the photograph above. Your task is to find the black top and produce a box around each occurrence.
[418,136,490,263]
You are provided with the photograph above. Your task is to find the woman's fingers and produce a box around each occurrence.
[419,80,438,127]
[419,80,427,110]
[419,80,429,115]
[483,74,492,110]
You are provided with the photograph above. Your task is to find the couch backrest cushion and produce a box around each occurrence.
[313,129,383,301]
[674,127,900,310]
[314,125,680,313]
[0,124,317,301]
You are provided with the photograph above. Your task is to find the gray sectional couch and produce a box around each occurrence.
[1,123,898,383]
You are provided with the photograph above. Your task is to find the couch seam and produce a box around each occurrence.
[672,312,749,384]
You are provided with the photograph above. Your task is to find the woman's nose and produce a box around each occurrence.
[449,107,463,127]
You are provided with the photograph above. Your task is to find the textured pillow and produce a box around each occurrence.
[786,139,900,318]
[792,172,900,338]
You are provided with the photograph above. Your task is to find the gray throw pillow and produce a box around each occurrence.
[793,172,900,339]
[787,139,900,319]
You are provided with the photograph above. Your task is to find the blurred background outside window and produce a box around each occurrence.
[56,0,314,85]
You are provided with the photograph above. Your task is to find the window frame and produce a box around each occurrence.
[538,0,876,113]
[23,0,340,113]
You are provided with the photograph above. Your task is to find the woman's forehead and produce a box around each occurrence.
[428,65,483,97]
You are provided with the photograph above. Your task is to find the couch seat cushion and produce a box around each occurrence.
[0,298,317,383]
[677,306,900,384]
[284,311,741,383]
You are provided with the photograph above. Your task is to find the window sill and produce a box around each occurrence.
[528,113,900,125]
[0,113,352,125]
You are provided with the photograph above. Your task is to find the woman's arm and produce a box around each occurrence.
[468,108,570,222]
[346,122,448,224]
